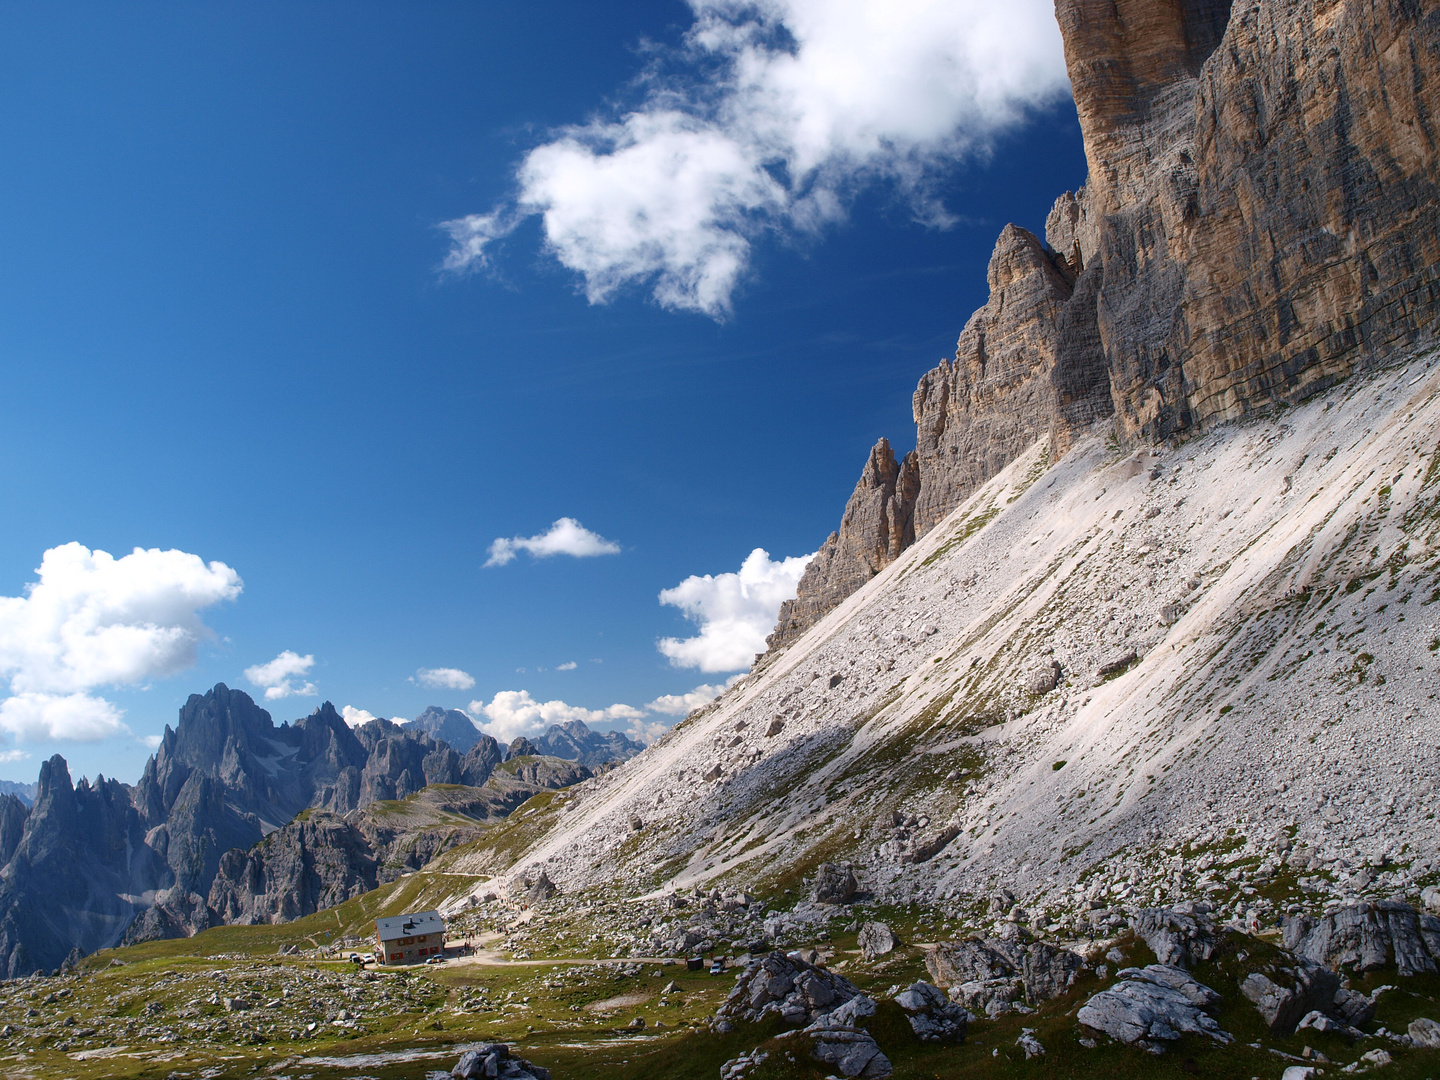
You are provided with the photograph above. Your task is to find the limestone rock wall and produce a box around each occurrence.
[765,0,1440,652]
[767,437,919,652]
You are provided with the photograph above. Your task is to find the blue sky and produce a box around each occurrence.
[0,1,1086,784]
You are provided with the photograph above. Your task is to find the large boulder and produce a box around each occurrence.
[1283,901,1440,976]
[891,981,970,1042]
[1239,961,1340,1035]
[857,921,900,959]
[452,1044,550,1080]
[811,863,859,904]
[925,936,1082,1005]
[1077,965,1232,1046]
[715,951,864,1027]
[806,1027,892,1078]
[1130,905,1218,968]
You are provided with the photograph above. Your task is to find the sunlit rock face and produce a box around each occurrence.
[764,0,1440,648]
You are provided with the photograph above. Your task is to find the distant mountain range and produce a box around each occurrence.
[0,780,35,807]
[0,686,646,977]
[406,707,645,767]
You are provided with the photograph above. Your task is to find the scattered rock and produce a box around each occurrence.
[1015,1029,1045,1059]
[720,1049,769,1080]
[811,863,858,905]
[891,980,969,1042]
[1077,965,1232,1045]
[858,921,900,959]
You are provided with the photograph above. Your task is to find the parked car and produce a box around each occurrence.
[425,955,445,965]
[348,953,362,964]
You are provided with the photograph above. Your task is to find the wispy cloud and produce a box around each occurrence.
[485,518,621,568]
[556,661,577,671]
[417,667,476,690]
[443,0,1069,317]
[244,650,317,701]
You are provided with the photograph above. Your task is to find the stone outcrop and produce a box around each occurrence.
[764,0,1440,651]
[1078,964,1232,1045]
[891,981,969,1042]
[714,951,864,1027]
[1282,900,1440,977]
[925,936,1083,1008]
[810,862,859,904]
[451,1044,551,1080]
[768,438,919,651]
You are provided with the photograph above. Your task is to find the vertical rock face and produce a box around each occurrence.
[911,223,1110,536]
[0,757,152,977]
[767,437,919,651]
[1178,0,1440,425]
[765,0,1440,652]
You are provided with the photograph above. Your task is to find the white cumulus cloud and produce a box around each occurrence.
[658,547,811,672]
[645,674,744,715]
[417,667,476,690]
[0,542,242,741]
[0,748,29,763]
[244,650,317,701]
[556,661,577,671]
[468,690,645,744]
[485,518,622,568]
[341,705,381,728]
[0,692,128,742]
[443,0,1070,317]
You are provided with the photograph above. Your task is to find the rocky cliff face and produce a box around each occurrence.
[764,0,1440,650]
[768,437,920,651]
[0,758,154,978]
[409,705,485,753]
[0,687,582,974]
[206,755,593,925]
